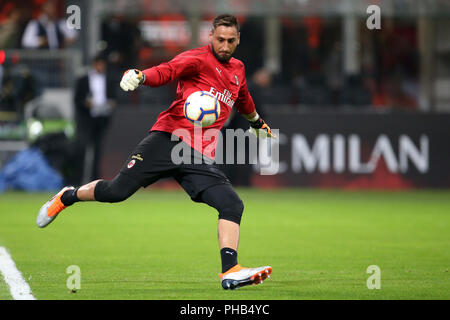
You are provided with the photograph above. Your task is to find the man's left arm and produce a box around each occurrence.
[235,77,276,138]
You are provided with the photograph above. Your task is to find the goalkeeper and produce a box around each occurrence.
[37,14,274,290]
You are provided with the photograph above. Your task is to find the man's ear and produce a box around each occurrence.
[209,29,213,42]
[237,32,240,45]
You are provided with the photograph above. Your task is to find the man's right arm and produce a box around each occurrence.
[120,52,203,91]
[120,69,144,91]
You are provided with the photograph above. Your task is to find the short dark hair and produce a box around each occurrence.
[212,14,240,32]
[92,52,106,63]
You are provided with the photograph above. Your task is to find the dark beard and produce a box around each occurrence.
[212,47,231,63]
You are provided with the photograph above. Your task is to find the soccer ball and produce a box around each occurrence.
[183,91,220,127]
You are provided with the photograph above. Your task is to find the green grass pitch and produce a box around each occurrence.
[0,189,449,300]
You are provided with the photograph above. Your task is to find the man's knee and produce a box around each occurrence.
[218,197,244,225]
[201,184,244,225]
[94,174,140,203]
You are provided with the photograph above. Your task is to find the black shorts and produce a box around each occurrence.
[119,131,231,201]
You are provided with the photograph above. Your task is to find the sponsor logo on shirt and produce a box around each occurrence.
[209,87,235,108]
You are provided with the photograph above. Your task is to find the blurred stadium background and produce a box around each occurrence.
[0,0,449,190]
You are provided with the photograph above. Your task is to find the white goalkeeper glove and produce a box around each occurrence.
[120,69,145,91]
[248,116,276,139]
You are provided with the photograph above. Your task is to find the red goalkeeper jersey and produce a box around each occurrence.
[142,44,255,158]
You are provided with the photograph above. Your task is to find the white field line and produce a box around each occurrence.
[0,247,36,300]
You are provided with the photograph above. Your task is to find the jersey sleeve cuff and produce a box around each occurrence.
[142,68,160,86]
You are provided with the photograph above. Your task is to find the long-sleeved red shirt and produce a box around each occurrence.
[142,44,255,158]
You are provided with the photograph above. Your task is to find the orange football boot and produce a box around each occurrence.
[36,186,74,228]
[220,264,272,290]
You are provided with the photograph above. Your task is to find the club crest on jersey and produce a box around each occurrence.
[234,75,239,86]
